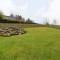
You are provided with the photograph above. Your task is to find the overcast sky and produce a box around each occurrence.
[0,0,60,24]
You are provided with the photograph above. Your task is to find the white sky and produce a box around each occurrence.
[0,0,60,25]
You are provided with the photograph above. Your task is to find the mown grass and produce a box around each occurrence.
[0,27,60,60]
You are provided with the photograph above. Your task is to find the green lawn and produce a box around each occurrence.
[0,27,60,60]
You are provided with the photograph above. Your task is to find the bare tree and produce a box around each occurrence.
[52,20,56,25]
[43,17,49,26]
[10,13,14,18]
[26,18,34,24]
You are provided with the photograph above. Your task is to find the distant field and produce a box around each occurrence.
[0,23,45,28]
[0,27,60,60]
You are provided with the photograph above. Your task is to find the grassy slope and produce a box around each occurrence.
[0,27,60,60]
